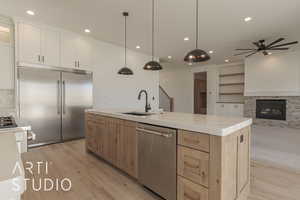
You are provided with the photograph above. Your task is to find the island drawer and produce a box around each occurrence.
[86,113,106,124]
[177,146,209,187]
[177,176,208,200]
[178,130,210,152]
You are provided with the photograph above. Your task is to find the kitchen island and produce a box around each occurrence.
[85,110,252,200]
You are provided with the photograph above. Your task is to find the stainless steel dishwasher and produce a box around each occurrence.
[137,123,177,200]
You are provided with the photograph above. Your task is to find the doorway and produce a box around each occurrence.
[194,72,207,114]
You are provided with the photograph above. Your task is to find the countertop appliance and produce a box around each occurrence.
[18,66,93,147]
[137,123,177,200]
[0,116,17,129]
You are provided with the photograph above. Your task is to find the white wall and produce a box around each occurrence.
[245,51,300,96]
[159,63,193,113]
[92,40,159,111]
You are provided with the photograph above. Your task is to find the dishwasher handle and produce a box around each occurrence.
[136,128,173,138]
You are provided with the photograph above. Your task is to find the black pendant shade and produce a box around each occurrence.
[118,12,134,75]
[143,60,162,70]
[184,0,210,64]
[184,49,210,63]
[118,67,134,75]
[143,0,163,71]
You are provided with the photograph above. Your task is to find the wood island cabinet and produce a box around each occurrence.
[85,112,251,200]
[85,113,138,179]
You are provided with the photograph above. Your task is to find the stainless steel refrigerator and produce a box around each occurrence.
[18,67,93,147]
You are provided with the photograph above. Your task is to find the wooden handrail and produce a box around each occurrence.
[159,85,174,112]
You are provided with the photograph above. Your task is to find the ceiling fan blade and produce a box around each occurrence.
[268,48,289,50]
[266,38,285,48]
[235,48,256,51]
[270,41,298,48]
[234,50,255,56]
[246,51,258,57]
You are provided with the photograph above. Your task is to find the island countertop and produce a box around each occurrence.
[86,109,252,136]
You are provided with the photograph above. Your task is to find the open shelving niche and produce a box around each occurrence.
[217,63,245,104]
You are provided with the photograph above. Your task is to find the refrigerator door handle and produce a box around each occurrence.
[63,80,66,114]
[57,80,61,114]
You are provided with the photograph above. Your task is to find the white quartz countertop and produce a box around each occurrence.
[0,133,25,198]
[86,109,252,136]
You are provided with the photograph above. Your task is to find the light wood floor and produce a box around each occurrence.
[21,139,300,200]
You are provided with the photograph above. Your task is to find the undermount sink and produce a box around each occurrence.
[122,112,154,116]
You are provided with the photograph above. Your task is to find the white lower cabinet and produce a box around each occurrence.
[216,103,244,117]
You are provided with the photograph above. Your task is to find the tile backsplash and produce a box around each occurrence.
[0,89,16,116]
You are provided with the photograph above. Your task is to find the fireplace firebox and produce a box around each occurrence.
[256,99,286,121]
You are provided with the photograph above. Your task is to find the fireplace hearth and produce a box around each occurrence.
[256,99,286,121]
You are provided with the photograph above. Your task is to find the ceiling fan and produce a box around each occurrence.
[234,38,298,57]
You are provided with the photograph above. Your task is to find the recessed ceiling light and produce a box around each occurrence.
[136,45,141,49]
[167,56,172,59]
[209,50,214,54]
[244,17,252,22]
[184,37,190,41]
[225,59,230,63]
[84,29,91,33]
[26,10,35,16]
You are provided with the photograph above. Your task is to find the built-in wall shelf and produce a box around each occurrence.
[219,92,244,96]
[217,101,245,104]
[219,73,244,78]
[219,83,244,86]
[218,64,245,104]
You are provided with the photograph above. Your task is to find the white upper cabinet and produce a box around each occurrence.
[17,21,93,71]
[41,27,60,67]
[0,20,14,89]
[61,31,93,70]
[61,31,78,69]
[77,37,92,69]
[17,22,60,67]
[18,23,42,65]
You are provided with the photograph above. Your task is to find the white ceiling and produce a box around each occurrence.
[0,0,300,66]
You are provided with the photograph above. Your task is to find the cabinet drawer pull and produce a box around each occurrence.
[184,161,199,169]
[38,55,41,62]
[183,137,199,145]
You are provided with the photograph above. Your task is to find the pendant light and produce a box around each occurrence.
[184,0,210,64]
[143,0,163,71]
[118,12,134,75]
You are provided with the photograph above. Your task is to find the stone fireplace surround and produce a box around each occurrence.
[244,96,300,129]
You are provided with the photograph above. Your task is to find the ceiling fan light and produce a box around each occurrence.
[184,49,210,63]
[118,67,134,75]
[143,61,163,71]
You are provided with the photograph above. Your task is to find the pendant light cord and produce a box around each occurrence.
[125,14,127,66]
[152,0,155,61]
[196,0,198,49]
